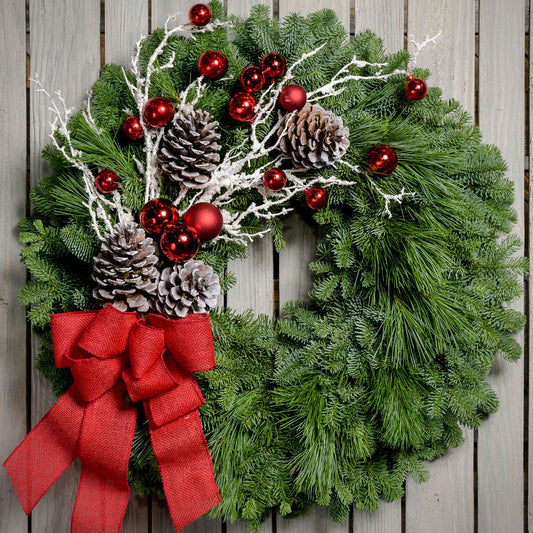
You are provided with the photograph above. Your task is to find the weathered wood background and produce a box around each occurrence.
[0,0,529,532]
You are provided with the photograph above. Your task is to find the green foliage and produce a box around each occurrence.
[19,3,526,531]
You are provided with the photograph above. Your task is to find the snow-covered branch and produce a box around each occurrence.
[30,75,132,240]
[410,32,442,70]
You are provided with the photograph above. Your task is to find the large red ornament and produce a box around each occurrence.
[188,3,212,26]
[263,168,287,191]
[261,53,286,82]
[279,84,307,111]
[367,145,398,175]
[229,92,257,123]
[143,97,175,128]
[95,170,119,194]
[121,116,144,141]
[160,223,200,262]
[198,50,228,81]
[240,66,265,93]
[304,187,328,210]
[405,75,428,101]
[140,198,180,236]
[183,202,224,242]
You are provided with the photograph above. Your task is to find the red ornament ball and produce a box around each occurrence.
[261,53,286,82]
[240,66,265,93]
[198,50,228,81]
[95,170,119,194]
[229,92,257,123]
[188,3,212,26]
[143,97,175,128]
[183,202,224,242]
[263,168,287,191]
[160,223,200,262]
[279,84,307,111]
[140,198,180,236]
[304,187,328,210]
[367,145,398,175]
[121,116,144,141]
[405,75,428,101]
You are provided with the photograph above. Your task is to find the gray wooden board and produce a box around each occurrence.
[0,1,29,532]
[478,1,525,532]
[28,1,100,532]
[405,2,476,532]
[275,1,350,532]
[350,4,405,532]
[104,3,152,530]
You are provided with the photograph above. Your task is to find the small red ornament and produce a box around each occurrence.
[95,170,119,194]
[240,66,265,93]
[367,145,398,175]
[140,198,180,236]
[405,75,428,101]
[121,116,144,141]
[160,223,201,262]
[183,202,224,242]
[198,50,228,81]
[279,84,307,111]
[143,97,175,128]
[229,92,257,123]
[261,53,287,82]
[188,3,212,26]
[304,187,328,210]
[263,168,287,191]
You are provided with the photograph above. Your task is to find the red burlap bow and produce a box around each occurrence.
[3,304,221,533]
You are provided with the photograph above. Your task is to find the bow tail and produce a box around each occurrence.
[72,384,137,533]
[3,385,84,514]
[150,409,221,531]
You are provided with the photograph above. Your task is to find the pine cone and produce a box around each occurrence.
[278,103,350,169]
[92,222,159,313]
[153,259,220,318]
[159,109,221,189]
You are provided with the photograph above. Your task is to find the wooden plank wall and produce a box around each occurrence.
[0,1,528,532]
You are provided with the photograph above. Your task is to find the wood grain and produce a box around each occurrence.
[28,2,100,532]
[104,3,151,529]
[478,1,524,532]
[405,2,476,532]
[0,1,29,532]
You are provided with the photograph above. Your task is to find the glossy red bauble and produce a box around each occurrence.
[160,223,200,262]
[143,97,175,128]
[188,3,212,26]
[229,92,257,123]
[263,168,287,191]
[95,170,119,194]
[183,202,224,242]
[405,75,428,101]
[367,145,398,175]
[240,66,265,93]
[304,187,328,210]
[198,50,229,81]
[121,116,144,141]
[278,84,307,111]
[261,53,286,82]
[140,198,180,236]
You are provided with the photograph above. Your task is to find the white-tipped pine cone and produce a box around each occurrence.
[278,103,350,169]
[92,222,159,313]
[159,109,221,189]
[153,259,220,318]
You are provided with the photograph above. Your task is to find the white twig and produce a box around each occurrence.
[410,32,442,70]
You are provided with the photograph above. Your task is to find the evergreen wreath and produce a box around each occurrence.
[18,2,526,530]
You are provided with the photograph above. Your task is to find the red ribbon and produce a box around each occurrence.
[3,304,221,533]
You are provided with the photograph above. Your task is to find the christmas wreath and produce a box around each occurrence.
[4,3,527,532]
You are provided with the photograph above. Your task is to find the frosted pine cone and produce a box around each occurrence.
[159,109,221,189]
[153,260,220,318]
[278,103,350,169]
[92,222,159,313]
